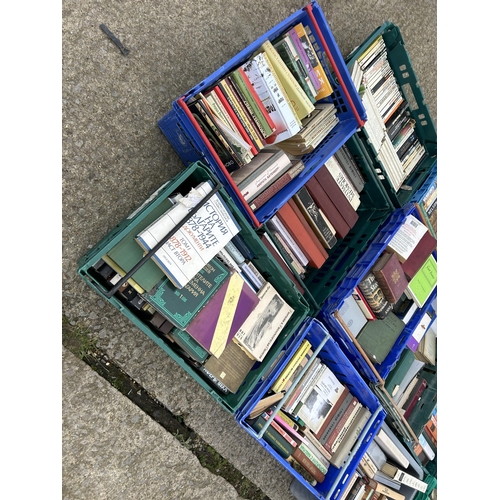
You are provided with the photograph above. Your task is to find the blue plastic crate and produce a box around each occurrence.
[345,22,437,208]
[317,204,437,384]
[158,1,366,228]
[236,317,386,500]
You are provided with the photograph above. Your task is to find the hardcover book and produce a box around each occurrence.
[371,252,409,304]
[305,175,350,239]
[386,215,429,264]
[357,272,393,320]
[356,312,406,364]
[374,428,410,469]
[323,399,363,454]
[203,339,256,393]
[324,155,361,210]
[314,166,359,229]
[405,254,437,308]
[143,260,230,329]
[384,348,415,397]
[293,185,338,249]
[267,215,309,267]
[351,286,376,321]
[400,231,437,280]
[184,271,260,358]
[334,145,366,194]
[135,181,241,289]
[314,390,352,441]
[249,413,296,459]
[234,282,294,362]
[291,446,326,483]
[242,52,302,144]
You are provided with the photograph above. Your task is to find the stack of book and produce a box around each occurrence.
[92,180,296,396]
[414,172,437,239]
[186,21,340,208]
[350,35,426,192]
[247,344,374,483]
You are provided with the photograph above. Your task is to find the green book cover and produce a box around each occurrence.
[384,348,415,397]
[356,312,406,364]
[169,328,209,363]
[107,198,174,292]
[250,414,294,459]
[406,254,437,307]
[144,259,229,329]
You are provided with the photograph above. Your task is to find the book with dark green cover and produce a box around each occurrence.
[249,413,295,459]
[107,198,174,292]
[143,259,229,329]
[356,312,406,364]
[384,348,415,397]
[169,328,210,363]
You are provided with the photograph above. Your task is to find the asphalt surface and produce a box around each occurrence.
[62,1,437,498]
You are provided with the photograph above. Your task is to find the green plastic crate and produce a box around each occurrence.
[345,21,437,208]
[77,161,310,414]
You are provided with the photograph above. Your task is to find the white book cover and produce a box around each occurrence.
[242,52,301,144]
[267,216,309,266]
[338,294,368,337]
[234,282,294,362]
[374,429,410,469]
[136,182,240,288]
[324,155,361,210]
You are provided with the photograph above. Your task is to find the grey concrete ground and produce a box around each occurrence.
[62,1,436,498]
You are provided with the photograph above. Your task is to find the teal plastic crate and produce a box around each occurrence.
[77,161,310,414]
[345,22,437,208]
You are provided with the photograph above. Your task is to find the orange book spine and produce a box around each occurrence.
[276,201,327,269]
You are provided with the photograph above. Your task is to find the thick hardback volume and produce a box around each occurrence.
[230,150,284,189]
[295,442,328,475]
[374,428,409,469]
[405,254,437,308]
[135,181,241,288]
[356,312,406,364]
[305,175,350,239]
[402,378,428,418]
[169,328,210,363]
[184,271,260,358]
[291,23,333,99]
[338,294,368,338]
[400,231,437,280]
[261,40,315,120]
[293,185,337,249]
[249,159,305,211]
[324,155,361,209]
[242,52,302,144]
[271,339,312,393]
[143,260,229,329]
[230,66,277,139]
[384,348,415,397]
[301,427,332,461]
[381,463,428,493]
[267,215,309,267]
[371,252,409,304]
[291,446,326,483]
[330,407,371,468]
[314,166,359,229]
[202,339,257,393]
[259,233,305,294]
[234,282,294,362]
[357,272,393,320]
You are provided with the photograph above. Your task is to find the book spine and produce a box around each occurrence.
[320,396,359,449]
[324,156,361,210]
[282,359,320,413]
[333,146,365,194]
[291,448,326,483]
[250,415,294,459]
[271,340,311,393]
[324,399,362,454]
[298,443,328,475]
[372,269,398,304]
[261,411,300,448]
[233,66,277,138]
[287,26,321,91]
[314,390,351,441]
[357,273,393,320]
[249,161,304,211]
[302,429,332,461]
[352,287,376,320]
[267,216,309,267]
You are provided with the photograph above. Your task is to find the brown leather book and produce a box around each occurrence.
[371,252,409,304]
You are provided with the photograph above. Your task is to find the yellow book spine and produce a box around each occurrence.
[262,40,315,121]
[294,23,333,100]
[261,51,302,127]
[271,340,311,393]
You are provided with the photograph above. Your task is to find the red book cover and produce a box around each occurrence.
[305,176,350,239]
[313,388,350,440]
[212,84,258,155]
[403,379,428,418]
[323,397,360,453]
[185,272,259,358]
[371,252,409,304]
[276,202,327,269]
[236,66,278,141]
[259,234,305,294]
[291,446,326,483]
[314,166,359,229]
[287,198,329,261]
[401,231,437,279]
